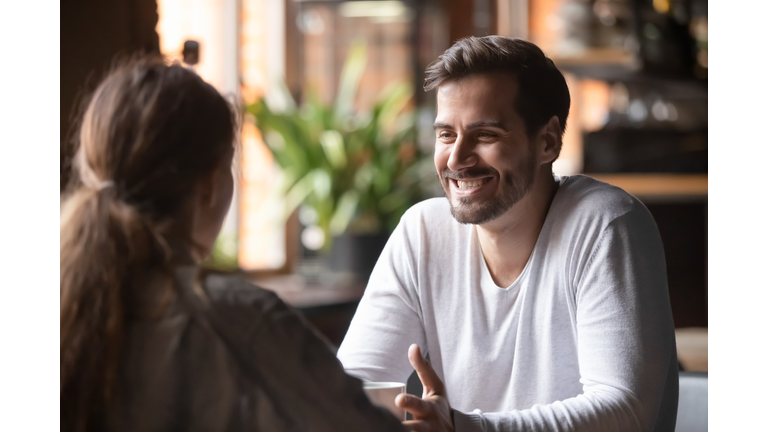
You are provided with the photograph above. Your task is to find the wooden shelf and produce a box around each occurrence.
[586,173,708,202]
[675,327,708,372]
[550,48,641,81]
[551,48,637,67]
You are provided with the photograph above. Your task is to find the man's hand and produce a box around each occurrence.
[395,344,455,432]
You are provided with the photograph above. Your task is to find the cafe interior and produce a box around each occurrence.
[61,0,708,427]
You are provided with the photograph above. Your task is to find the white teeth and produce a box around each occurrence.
[457,180,483,190]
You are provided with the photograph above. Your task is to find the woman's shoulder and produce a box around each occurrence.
[197,271,299,336]
[198,272,342,389]
[180,269,406,432]
[203,271,282,308]
[201,271,327,336]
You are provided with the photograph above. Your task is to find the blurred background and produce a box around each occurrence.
[61,0,707,373]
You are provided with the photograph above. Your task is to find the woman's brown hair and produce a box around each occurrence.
[60,57,236,431]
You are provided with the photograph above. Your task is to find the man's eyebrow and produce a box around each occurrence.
[432,121,508,130]
[466,120,507,130]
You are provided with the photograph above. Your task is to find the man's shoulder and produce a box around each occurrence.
[556,174,647,222]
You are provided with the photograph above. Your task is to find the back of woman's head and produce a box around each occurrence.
[60,56,235,431]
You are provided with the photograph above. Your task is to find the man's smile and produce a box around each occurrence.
[448,176,495,197]
[456,178,490,190]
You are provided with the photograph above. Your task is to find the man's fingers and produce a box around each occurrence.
[395,393,430,417]
[407,344,445,395]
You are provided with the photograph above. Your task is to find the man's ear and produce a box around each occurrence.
[538,116,562,165]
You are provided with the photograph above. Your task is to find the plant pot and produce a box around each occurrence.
[297,231,390,285]
[327,232,390,283]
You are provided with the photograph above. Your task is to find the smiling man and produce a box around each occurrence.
[337,36,678,432]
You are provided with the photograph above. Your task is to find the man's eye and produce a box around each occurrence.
[438,131,453,139]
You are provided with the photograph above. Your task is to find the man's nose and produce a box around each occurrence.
[447,136,477,171]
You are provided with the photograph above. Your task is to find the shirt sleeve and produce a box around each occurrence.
[337,212,428,385]
[451,208,679,432]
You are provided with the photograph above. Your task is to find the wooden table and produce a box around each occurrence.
[247,274,366,309]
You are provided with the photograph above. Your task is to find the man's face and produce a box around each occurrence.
[433,72,540,225]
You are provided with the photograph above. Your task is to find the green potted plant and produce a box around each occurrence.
[246,42,431,279]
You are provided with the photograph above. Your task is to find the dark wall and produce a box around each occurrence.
[61,0,160,191]
[646,202,708,328]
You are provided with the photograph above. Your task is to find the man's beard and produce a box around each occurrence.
[441,155,537,225]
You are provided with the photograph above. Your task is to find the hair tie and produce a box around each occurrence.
[96,180,115,191]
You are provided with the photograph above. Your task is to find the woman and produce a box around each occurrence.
[60,57,404,432]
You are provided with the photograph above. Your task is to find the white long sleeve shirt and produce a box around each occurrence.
[337,174,679,432]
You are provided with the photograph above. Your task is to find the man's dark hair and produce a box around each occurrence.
[424,36,570,140]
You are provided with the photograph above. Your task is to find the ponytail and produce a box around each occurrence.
[60,57,236,431]
[60,186,172,431]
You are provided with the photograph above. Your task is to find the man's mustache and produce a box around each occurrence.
[441,167,499,180]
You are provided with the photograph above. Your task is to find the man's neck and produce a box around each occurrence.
[476,171,558,288]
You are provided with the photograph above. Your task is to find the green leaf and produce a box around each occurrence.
[377,82,413,130]
[353,163,376,191]
[329,190,360,235]
[334,40,367,122]
[379,190,408,213]
[319,130,347,169]
[283,172,317,220]
[243,40,429,248]
[312,169,331,201]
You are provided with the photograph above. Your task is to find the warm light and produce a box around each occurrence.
[238,0,288,270]
[156,0,287,270]
[690,17,708,42]
[529,0,565,54]
[653,0,670,14]
[579,79,610,133]
[545,14,564,31]
[238,121,286,269]
[610,82,629,114]
[240,0,271,104]
[155,0,231,93]
[156,0,241,270]
[697,50,708,69]
[553,72,582,175]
